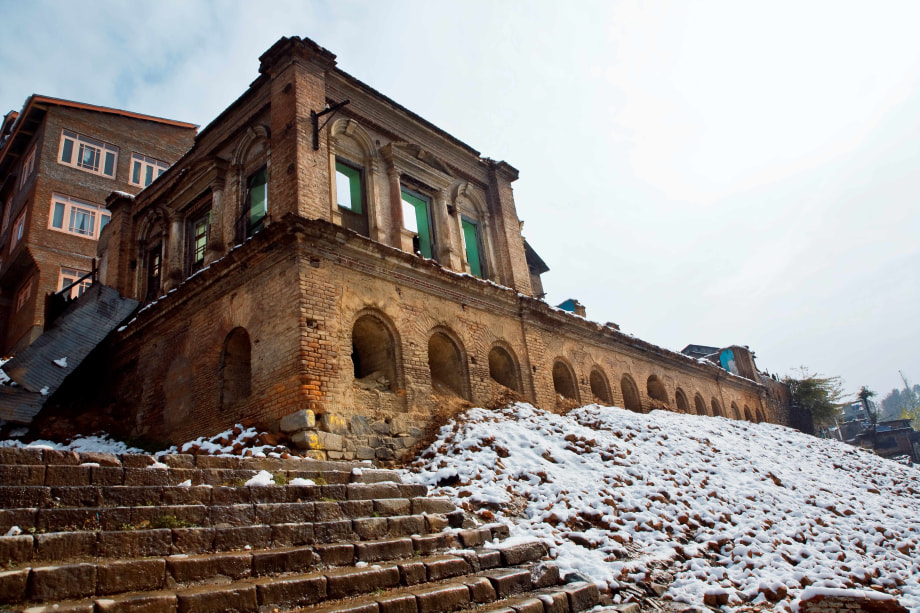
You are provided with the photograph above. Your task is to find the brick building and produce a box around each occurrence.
[68,36,790,459]
[0,96,196,355]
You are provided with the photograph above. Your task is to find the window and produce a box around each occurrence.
[10,211,26,253]
[188,210,210,273]
[244,167,268,238]
[15,277,33,313]
[145,244,162,301]
[129,153,169,187]
[20,145,37,189]
[1,195,11,234]
[400,188,433,259]
[58,130,118,178]
[461,217,484,278]
[335,160,363,213]
[48,194,111,240]
[58,267,92,299]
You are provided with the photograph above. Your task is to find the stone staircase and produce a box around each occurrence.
[0,447,599,613]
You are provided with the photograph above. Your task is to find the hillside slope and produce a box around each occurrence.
[405,403,920,610]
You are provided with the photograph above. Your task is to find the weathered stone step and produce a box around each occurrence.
[470,583,602,613]
[0,496,448,537]
[0,482,430,513]
[5,539,546,612]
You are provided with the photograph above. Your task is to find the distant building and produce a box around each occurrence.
[0,96,196,354]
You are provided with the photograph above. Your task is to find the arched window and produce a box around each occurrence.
[552,359,579,403]
[428,330,469,399]
[620,374,642,413]
[589,367,612,405]
[675,388,690,413]
[220,327,252,411]
[488,344,521,392]
[694,393,707,416]
[711,398,723,417]
[351,314,398,391]
[137,209,168,302]
[646,375,669,408]
[755,408,767,423]
[744,405,755,422]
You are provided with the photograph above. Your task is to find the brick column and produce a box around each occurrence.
[487,161,534,296]
[386,166,403,248]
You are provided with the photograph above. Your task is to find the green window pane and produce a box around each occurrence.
[400,190,432,259]
[61,139,73,164]
[132,161,142,184]
[335,161,362,213]
[103,151,116,177]
[52,202,65,229]
[144,164,153,186]
[462,219,483,278]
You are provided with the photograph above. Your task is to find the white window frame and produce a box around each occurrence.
[58,129,118,179]
[15,276,33,313]
[10,210,26,253]
[59,267,92,299]
[129,153,169,188]
[48,194,111,240]
[20,145,37,189]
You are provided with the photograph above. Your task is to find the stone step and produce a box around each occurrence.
[0,495,451,535]
[470,583,602,613]
[5,539,547,612]
[0,463,406,489]
[0,448,385,476]
[0,482,431,512]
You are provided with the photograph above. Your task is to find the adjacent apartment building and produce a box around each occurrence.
[0,96,196,354]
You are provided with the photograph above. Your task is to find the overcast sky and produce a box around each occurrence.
[2,0,918,401]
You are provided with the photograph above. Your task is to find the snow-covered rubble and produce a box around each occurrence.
[406,403,920,611]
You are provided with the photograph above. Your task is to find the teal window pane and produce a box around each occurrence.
[144,165,153,186]
[462,219,483,278]
[103,151,116,177]
[132,161,142,184]
[61,139,73,164]
[52,202,65,229]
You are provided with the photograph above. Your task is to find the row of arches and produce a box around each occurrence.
[550,360,768,423]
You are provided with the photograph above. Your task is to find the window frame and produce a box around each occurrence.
[129,153,169,188]
[58,267,92,299]
[334,159,364,214]
[400,187,434,259]
[58,129,118,179]
[48,194,111,240]
[20,145,37,189]
[187,208,211,274]
[10,210,26,253]
[461,215,485,278]
[15,276,34,313]
[243,166,268,239]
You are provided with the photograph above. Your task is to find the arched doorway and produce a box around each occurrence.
[589,367,612,405]
[694,393,707,416]
[675,388,690,413]
[552,359,579,403]
[351,313,398,391]
[620,374,642,413]
[220,327,252,411]
[711,398,723,417]
[744,405,754,422]
[646,375,669,408]
[488,344,521,392]
[428,330,469,399]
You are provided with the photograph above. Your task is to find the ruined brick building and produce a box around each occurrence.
[1,37,791,459]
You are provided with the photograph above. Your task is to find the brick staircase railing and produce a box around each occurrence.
[0,447,599,613]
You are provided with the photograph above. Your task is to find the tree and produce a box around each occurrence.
[782,368,845,427]
[895,372,920,430]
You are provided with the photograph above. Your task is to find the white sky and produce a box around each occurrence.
[2,0,918,401]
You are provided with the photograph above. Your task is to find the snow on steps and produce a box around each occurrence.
[0,447,598,613]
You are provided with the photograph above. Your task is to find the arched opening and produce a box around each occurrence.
[351,314,397,391]
[620,374,642,413]
[675,388,690,413]
[220,327,252,411]
[730,402,742,420]
[694,393,707,416]
[755,408,767,423]
[488,344,520,392]
[428,331,469,399]
[744,405,755,422]
[589,367,612,405]
[646,375,669,408]
[552,360,579,403]
[711,398,723,417]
